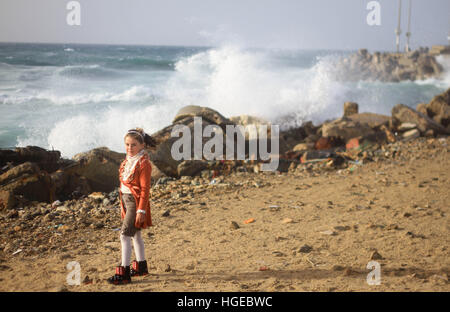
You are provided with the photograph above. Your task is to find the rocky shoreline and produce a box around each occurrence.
[1,88,449,212]
[334,47,448,82]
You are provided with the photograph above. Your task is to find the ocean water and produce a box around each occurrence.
[0,42,449,159]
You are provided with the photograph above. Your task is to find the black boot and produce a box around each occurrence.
[130,260,149,277]
[107,266,131,285]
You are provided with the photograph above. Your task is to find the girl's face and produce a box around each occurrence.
[124,136,145,157]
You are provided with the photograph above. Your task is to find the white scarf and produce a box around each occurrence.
[122,149,146,182]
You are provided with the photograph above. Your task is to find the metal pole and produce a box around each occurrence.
[405,0,412,52]
[395,0,402,53]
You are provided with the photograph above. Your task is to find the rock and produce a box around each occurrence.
[282,218,293,224]
[416,103,428,116]
[398,122,418,131]
[321,117,375,142]
[43,214,54,222]
[0,190,16,211]
[0,162,41,186]
[402,129,420,141]
[0,162,54,206]
[343,102,359,117]
[293,143,314,152]
[424,129,435,137]
[68,147,125,193]
[161,210,170,217]
[314,137,333,150]
[370,251,384,260]
[320,230,337,236]
[229,115,271,139]
[88,192,104,200]
[343,267,356,276]
[51,200,63,209]
[334,225,351,231]
[149,115,221,177]
[230,221,240,229]
[426,88,450,127]
[336,50,442,82]
[301,150,334,162]
[391,104,448,135]
[332,265,345,271]
[347,112,391,129]
[345,133,386,151]
[56,206,69,213]
[0,146,61,173]
[379,125,396,143]
[177,160,209,177]
[173,105,234,129]
[299,245,313,253]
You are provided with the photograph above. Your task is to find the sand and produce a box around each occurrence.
[0,137,449,292]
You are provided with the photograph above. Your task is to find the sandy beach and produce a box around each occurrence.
[1,136,448,292]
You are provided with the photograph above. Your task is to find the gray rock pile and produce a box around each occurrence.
[335,48,444,82]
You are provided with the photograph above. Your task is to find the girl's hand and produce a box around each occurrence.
[136,213,146,226]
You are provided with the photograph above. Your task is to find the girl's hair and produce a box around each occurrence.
[125,128,156,148]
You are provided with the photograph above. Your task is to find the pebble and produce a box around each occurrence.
[343,267,356,276]
[51,200,62,209]
[299,245,313,253]
[334,225,351,231]
[162,210,170,217]
[320,230,337,236]
[370,251,383,260]
[6,211,18,219]
[83,275,93,285]
[230,221,240,229]
[282,218,293,224]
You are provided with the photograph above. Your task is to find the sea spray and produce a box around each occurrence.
[1,43,448,158]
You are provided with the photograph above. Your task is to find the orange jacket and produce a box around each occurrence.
[118,151,152,228]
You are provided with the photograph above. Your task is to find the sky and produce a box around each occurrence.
[0,0,449,51]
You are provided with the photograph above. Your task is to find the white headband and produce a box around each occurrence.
[127,130,145,141]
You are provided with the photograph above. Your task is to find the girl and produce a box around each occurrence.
[108,128,156,285]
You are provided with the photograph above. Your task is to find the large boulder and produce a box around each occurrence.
[391,104,448,135]
[426,88,450,127]
[49,169,92,201]
[0,162,54,209]
[343,102,359,117]
[0,146,61,174]
[67,147,124,192]
[321,117,375,142]
[172,105,234,130]
[347,112,391,129]
[150,115,222,177]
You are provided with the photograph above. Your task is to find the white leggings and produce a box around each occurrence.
[120,231,145,267]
